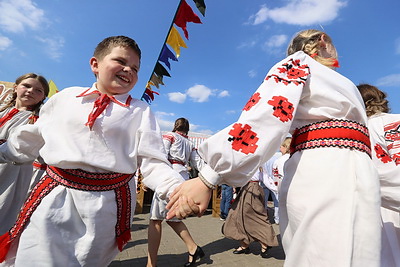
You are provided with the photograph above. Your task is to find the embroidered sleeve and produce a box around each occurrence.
[369,115,400,212]
[162,133,174,154]
[198,52,310,186]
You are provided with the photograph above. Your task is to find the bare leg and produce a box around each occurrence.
[147,220,163,267]
[166,221,198,262]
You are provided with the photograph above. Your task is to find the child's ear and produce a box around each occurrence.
[90,57,99,75]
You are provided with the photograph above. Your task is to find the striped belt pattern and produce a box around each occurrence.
[0,166,134,263]
[290,119,371,157]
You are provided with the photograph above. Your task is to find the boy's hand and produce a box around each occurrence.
[166,177,212,219]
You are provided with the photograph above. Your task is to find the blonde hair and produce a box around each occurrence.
[281,137,292,154]
[357,83,389,117]
[287,29,338,68]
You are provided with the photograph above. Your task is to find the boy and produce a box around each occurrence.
[0,36,184,266]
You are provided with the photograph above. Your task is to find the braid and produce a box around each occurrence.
[287,29,338,67]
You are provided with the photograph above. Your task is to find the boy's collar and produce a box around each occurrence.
[76,85,132,107]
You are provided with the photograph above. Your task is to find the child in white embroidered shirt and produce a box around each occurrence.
[0,36,183,266]
[0,73,49,234]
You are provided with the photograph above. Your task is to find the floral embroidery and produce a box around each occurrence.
[266,58,310,86]
[374,144,392,163]
[267,96,294,122]
[392,153,400,166]
[243,92,261,111]
[228,123,259,154]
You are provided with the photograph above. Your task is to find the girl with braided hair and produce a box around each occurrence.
[167,29,381,267]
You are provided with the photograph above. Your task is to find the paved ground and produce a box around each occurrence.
[109,207,285,267]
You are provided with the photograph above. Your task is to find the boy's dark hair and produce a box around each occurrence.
[357,83,390,117]
[93,35,141,62]
[172,118,190,134]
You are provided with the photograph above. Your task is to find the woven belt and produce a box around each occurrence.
[0,166,134,262]
[290,119,371,157]
[169,159,185,166]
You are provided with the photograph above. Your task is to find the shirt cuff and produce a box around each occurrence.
[199,163,221,186]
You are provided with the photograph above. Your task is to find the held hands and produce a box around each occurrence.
[166,177,212,220]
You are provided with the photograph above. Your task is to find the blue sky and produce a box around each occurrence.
[1,0,400,135]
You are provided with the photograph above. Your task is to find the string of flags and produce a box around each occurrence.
[141,0,207,104]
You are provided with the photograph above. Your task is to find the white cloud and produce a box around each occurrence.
[264,35,288,48]
[167,92,187,103]
[36,36,65,60]
[248,69,257,78]
[218,90,230,98]
[395,37,400,55]
[376,74,400,87]
[237,40,257,49]
[186,84,214,103]
[226,110,237,115]
[0,36,12,51]
[248,0,347,26]
[0,0,46,33]
[168,85,229,103]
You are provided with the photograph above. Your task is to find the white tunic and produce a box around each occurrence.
[0,85,183,267]
[150,131,201,221]
[197,51,381,266]
[367,113,400,267]
[0,107,35,234]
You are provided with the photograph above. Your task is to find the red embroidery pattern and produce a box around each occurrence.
[163,134,175,144]
[267,96,294,122]
[0,166,134,263]
[291,119,371,157]
[266,58,310,86]
[392,153,400,166]
[243,92,261,111]
[228,123,259,154]
[375,144,393,163]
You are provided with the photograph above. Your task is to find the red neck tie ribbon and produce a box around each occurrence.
[85,93,111,130]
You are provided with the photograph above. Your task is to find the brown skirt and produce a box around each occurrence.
[222,181,278,246]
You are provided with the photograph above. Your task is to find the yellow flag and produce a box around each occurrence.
[48,80,59,98]
[166,26,187,58]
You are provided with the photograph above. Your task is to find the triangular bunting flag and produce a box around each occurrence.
[154,62,171,78]
[192,0,206,16]
[158,44,178,69]
[149,73,165,89]
[174,0,202,39]
[166,26,187,58]
[48,80,59,98]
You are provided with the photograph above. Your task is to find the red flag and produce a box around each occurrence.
[174,0,202,39]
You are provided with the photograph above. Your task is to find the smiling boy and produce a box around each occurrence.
[0,36,184,266]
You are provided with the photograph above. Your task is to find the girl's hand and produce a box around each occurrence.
[166,177,212,219]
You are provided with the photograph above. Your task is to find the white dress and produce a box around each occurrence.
[367,112,400,267]
[0,85,183,267]
[0,106,35,234]
[150,131,201,221]
[197,51,381,266]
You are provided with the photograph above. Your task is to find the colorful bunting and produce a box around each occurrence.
[149,73,165,89]
[166,26,187,58]
[174,0,202,39]
[48,80,59,98]
[154,62,171,78]
[192,0,206,16]
[159,44,178,70]
[141,0,206,104]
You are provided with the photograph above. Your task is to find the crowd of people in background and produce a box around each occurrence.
[0,28,399,267]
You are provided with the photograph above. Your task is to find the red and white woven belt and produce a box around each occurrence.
[0,166,134,262]
[169,159,185,166]
[290,119,371,157]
